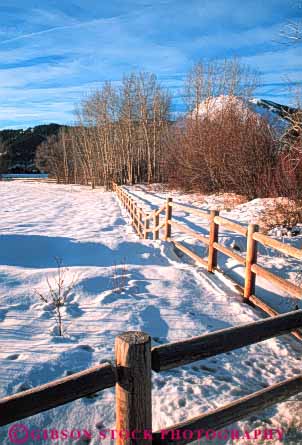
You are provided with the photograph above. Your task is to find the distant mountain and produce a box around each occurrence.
[187,96,297,137]
[248,98,298,121]
[0,123,68,173]
[0,99,298,174]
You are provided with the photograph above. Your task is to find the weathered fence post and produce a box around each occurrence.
[153,211,159,240]
[133,203,137,233]
[130,199,134,225]
[115,331,152,445]
[144,217,150,240]
[138,207,143,238]
[244,223,259,299]
[208,210,219,273]
[164,197,172,241]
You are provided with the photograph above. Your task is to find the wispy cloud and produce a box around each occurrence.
[0,0,301,128]
[0,18,106,46]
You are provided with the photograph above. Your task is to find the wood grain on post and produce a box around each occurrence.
[208,210,219,272]
[153,212,159,240]
[133,204,138,233]
[115,331,152,445]
[138,207,143,238]
[164,198,172,241]
[144,217,150,240]
[130,199,134,226]
[244,224,259,299]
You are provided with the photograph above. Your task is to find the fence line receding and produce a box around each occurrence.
[113,183,302,341]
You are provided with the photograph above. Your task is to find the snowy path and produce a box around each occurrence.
[0,182,301,444]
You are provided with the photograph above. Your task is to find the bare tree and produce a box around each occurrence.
[37,72,171,188]
[166,59,277,199]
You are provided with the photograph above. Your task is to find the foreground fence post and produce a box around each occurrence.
[164,198,173,241]
[244,223,259,299]
[208,210,219,272]
[115,331,152,445]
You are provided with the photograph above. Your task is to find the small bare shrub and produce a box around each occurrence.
[34,257,77,336]
[110,258,128,294]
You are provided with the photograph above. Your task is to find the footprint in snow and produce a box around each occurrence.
[200,365,216,373]
[102,292,132,304]
[78,344,95,352]
[152,336,165,344]
[99,358,110,365]
[16,383,31,392]
[178,398,186,408]
[155,380,165,390]
[191,365,200,372]
[84,393,99,401]
[6,353,20,360]
[0,309,8,322]
[66,303,84,317]
[64,370,76,376]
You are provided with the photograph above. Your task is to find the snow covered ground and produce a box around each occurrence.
[0,181,302,445]
[125,185,302,315]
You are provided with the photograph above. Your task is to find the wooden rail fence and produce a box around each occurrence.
[1,311,302,444]
[113,183,302,340]
[2,185,300,441]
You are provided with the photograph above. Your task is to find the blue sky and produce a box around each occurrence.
[0,0,301,129]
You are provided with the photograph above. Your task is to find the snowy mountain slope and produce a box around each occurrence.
[189,95,290,133]
[0,181,301,444]
[249,98,298,121]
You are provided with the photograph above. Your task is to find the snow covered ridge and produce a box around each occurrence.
[189,95,292,130]
[190,95,254,120]
[0,181,302,444]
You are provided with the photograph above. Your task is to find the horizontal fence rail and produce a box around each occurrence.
[152,374,302,445]
[1,314,302,443]
[151,310,302,372]
[113,183,302,341]
[0,364,116,426]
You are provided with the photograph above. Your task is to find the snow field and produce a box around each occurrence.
[0,181,301,444]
